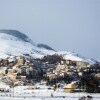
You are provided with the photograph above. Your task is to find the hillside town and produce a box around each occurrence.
[0,54,100,94]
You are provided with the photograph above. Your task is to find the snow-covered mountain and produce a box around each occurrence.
[0,29,55,59]
[0,29,96,64]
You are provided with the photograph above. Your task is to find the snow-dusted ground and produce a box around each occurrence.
[0,92,100,100]
[0,83,99,100]
[0,85,100,100]
[0,97,77,100]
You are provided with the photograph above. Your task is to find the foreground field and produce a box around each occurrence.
[0,92,100,100]
[0,85,100,100]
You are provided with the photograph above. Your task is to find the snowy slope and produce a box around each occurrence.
[0,32,53,59]
[0,30,96,64]
[55,51,95,64]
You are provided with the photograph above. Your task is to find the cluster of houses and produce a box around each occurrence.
[44,59,89,80]
[0,55,99,93]
[0,56,35,86]
[43,59,100,92]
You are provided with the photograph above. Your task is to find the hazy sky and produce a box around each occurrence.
[0,0,100,60]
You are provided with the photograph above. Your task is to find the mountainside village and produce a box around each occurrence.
[0,54,100,93]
